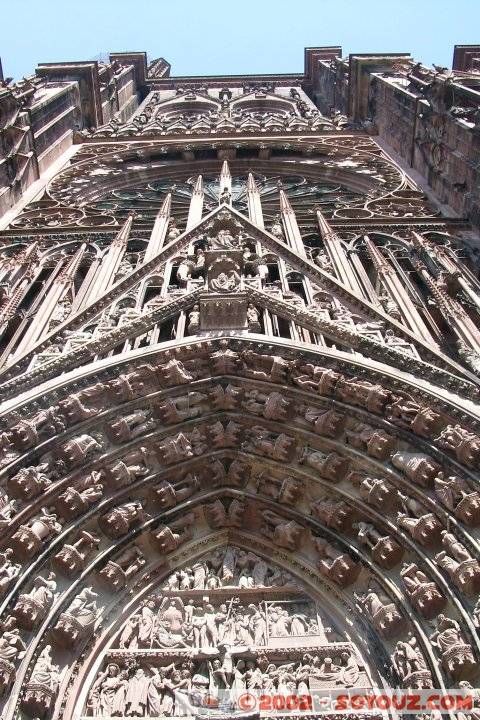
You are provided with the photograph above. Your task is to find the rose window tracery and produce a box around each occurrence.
[90,174,365,233]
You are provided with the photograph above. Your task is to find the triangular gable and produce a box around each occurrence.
[1,203,476,386]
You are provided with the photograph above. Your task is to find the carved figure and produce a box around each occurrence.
[400,563,446,618]
[300,447,350,482]
[261,510,304,551]
[98,547,146,591]
[51,587,100,648]
[315,538,361,587]
[52,531,100,578]
[435,531,480,595]
[391,637,432,688]
[345,421,397,460]
[391,451,440,488]
[99,501,145,539]
[244,427,296,461]
[397,510,443,548]
[13,573,57,630]
[8,464,52,500]
[434,474,480,526]
[149,513,195,553]
[356,587,405,639]
[304,407,345,438]
[21,645,60,718]
[436,425,480,468]
[355,522,404,569]
[11,509,62,561]
[429,614,477,679]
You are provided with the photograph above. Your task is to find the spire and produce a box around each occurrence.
[58,244,86,284]
[187,175,204,228]
[112,211,135,247]
[316,207,337,243]
[219,160,232,205]
[246,173,264,229]
[315,208,367,296]
[279,190,305,257]
[144,194,171,262]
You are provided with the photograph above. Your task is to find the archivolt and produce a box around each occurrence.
[0,337,479,719]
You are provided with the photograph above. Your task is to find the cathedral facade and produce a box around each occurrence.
[0,45,479,719]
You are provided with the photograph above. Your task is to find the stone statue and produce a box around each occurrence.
[429,614,477,679]
[52,531,101,578]
[102,447,150,488]
[348,472,400,511]
[345,421,397,460]
[355,522,404,569]
[149,474,200,508]
[99,501,145,539]
[7,463,52,500]
[0,549,21,596]
[0,488,19,526]
[315,538,361,587]
[291,362,340,396]
[396,509,443,548]
[400,563,446,619]
[391,637,432,688]
[300,447,350,482]
[89,663,128,717]
[435,530,480,595]
[261,510,304,551]
[0,618,26,694]
[51,587,100,647]
[55,472,104,519]
[104,410,155,444]
[247,304,261,332]
[21,645,60,718]
[385,397,443,439]
[204,499,246,528]
[244,426,296,461]
[242,389,291,421]
[304,407,346,438]
[53,433,102,469]
[98,546,146,592]
[355,586,405,639]
[335,377,390,414]
[149,513,195,553]
[256,473,302,506]
[13,572,57,629]
[11,508,62,561]
[434,474,480,526]
[391,451,440,488]
[436,425,480,468]
[187,304,200,334]
[312,498,356,532]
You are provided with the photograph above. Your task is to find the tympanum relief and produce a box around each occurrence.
[86,547,369,717]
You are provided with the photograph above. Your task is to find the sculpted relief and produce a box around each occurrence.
[86,547,370,717]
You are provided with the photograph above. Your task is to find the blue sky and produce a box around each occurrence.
[2,0,479,80]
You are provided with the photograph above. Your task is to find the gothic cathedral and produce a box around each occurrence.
[0,45,480,720]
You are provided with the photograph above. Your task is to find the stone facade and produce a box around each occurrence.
[0,44,479,720]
